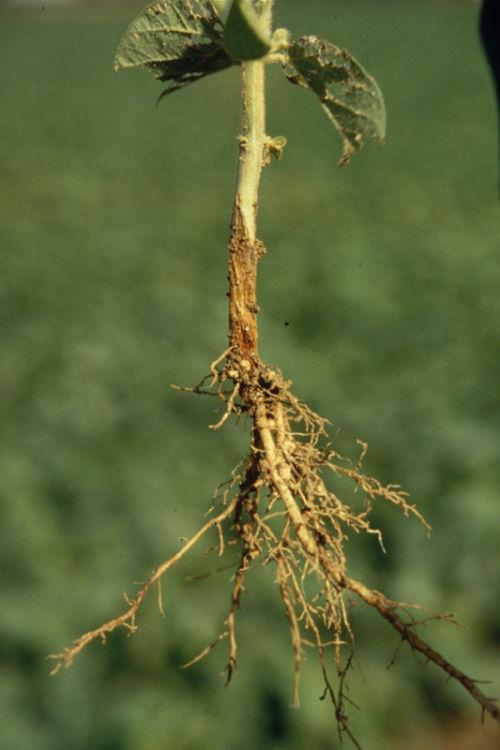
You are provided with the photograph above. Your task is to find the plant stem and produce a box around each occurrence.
[228,2,273,361]
[235,60,266,246]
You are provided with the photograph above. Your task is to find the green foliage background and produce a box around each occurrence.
[1,1,499,748]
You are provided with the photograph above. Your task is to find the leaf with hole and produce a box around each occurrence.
[284,35,386,165]
[114,0,236,96]
[223,0,272,61]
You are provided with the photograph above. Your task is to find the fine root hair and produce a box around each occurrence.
[50,351,500,744]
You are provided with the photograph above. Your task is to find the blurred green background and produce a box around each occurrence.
[1,1,499,748]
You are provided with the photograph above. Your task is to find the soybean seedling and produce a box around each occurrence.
[50,2,499,744]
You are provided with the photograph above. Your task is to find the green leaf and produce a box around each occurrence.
[210,0,232,22]
[114,0,236,96]
[284,35,386,165]
[224,0,272,61]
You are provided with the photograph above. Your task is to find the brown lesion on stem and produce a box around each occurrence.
[228,202,265,361]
